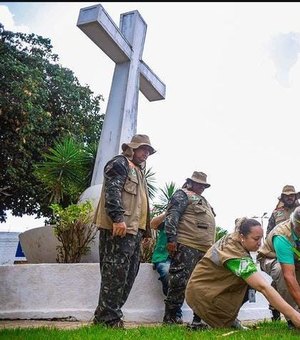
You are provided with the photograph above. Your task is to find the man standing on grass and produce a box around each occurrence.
[93,134,155,328]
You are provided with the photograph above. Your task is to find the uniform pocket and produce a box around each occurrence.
[124,179,138,195]
[123,176,138,215]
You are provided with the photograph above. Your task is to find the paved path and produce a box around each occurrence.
[0,320,258,330]
[0,320,162,330]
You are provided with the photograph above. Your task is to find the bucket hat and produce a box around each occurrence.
[121,134,156,155]
[186,171,210,188]
[278,185,300,200]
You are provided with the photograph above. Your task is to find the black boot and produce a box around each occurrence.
[163,306,183,325]
[287,320,295,329]
[270,306,281,321]
[186,313,208,331]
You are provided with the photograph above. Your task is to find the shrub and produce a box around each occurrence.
[50,200,97,263]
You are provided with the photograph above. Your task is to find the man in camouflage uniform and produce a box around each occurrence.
[163,171,216,330]
[267,185,300,236]
[266,185,300,321]
[93,134,155,328]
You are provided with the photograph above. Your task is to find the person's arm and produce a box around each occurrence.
[273,235,300,306]
[246,272,300,328]
[164,189,188,257]
[281,264,300,307]
[104,155,128,237]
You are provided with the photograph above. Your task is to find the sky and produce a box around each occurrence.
[1,2,300,234]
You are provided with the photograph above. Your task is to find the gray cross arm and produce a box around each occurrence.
[140,61,166,101]
[77,4,132,63]
[77,4,166,101]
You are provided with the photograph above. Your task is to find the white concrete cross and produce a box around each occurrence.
[77,3,166,189]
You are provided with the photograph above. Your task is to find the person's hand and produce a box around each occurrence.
[150,213,166,230]
[167,242,177,257]
[112,222,127,237]
[290,310,300,328]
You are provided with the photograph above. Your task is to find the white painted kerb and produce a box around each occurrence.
[0,263,272,322]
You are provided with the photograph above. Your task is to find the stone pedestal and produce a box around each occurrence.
[19,226,99,264]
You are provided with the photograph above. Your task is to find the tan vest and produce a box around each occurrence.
[93,159,150,236]
[186,232,250,328]
[177,189,216,252]
[257,220,294,260]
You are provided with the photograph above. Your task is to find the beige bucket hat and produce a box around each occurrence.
[278,185,300,200]
[121,134,156,155]
[186,171,210,188]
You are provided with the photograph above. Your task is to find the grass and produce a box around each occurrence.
[0,321,300,339]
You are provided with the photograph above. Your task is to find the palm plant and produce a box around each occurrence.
[34,136,96,207]
[145,167,157,200]
[151,181,178,216]
[82,141,98,189]
[34,137,98,262]
[216,226,228,241]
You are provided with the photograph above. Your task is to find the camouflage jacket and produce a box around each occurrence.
[164,188,216,251]
[103,155,130,223]
[93,154,151,237]
[266,202,299,236]
[164,189,188,244]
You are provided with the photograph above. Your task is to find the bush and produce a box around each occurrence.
[50,200,97,263]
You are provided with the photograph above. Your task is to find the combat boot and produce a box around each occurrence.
[287,320,295,329]
[186,313,208,331]
[231,318,249,330]
[271,308,281,321]
[163,306,183,325]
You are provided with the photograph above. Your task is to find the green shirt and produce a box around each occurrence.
[225,257,257,280]
[273,230,300,265]
[151,224,169,263]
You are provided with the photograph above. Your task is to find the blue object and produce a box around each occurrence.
[15,241,25,257]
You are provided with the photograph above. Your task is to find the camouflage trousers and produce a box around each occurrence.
[94,228,143,323]
[165,243,205,311]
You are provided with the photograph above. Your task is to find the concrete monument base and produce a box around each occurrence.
[19,226,99,264]
[18,185,102,264]
[0,263,272,322]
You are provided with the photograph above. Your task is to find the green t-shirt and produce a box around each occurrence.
[225,257,257,280]
[151,224,169,264]
[273,231,300,265]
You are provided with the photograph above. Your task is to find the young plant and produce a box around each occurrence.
[50,200,97,263]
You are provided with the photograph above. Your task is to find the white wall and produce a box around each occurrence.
[0,263,272,322]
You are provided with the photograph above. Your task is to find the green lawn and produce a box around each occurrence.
[0,321,300,339]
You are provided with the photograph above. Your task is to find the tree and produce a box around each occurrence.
[0,24,104,222]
